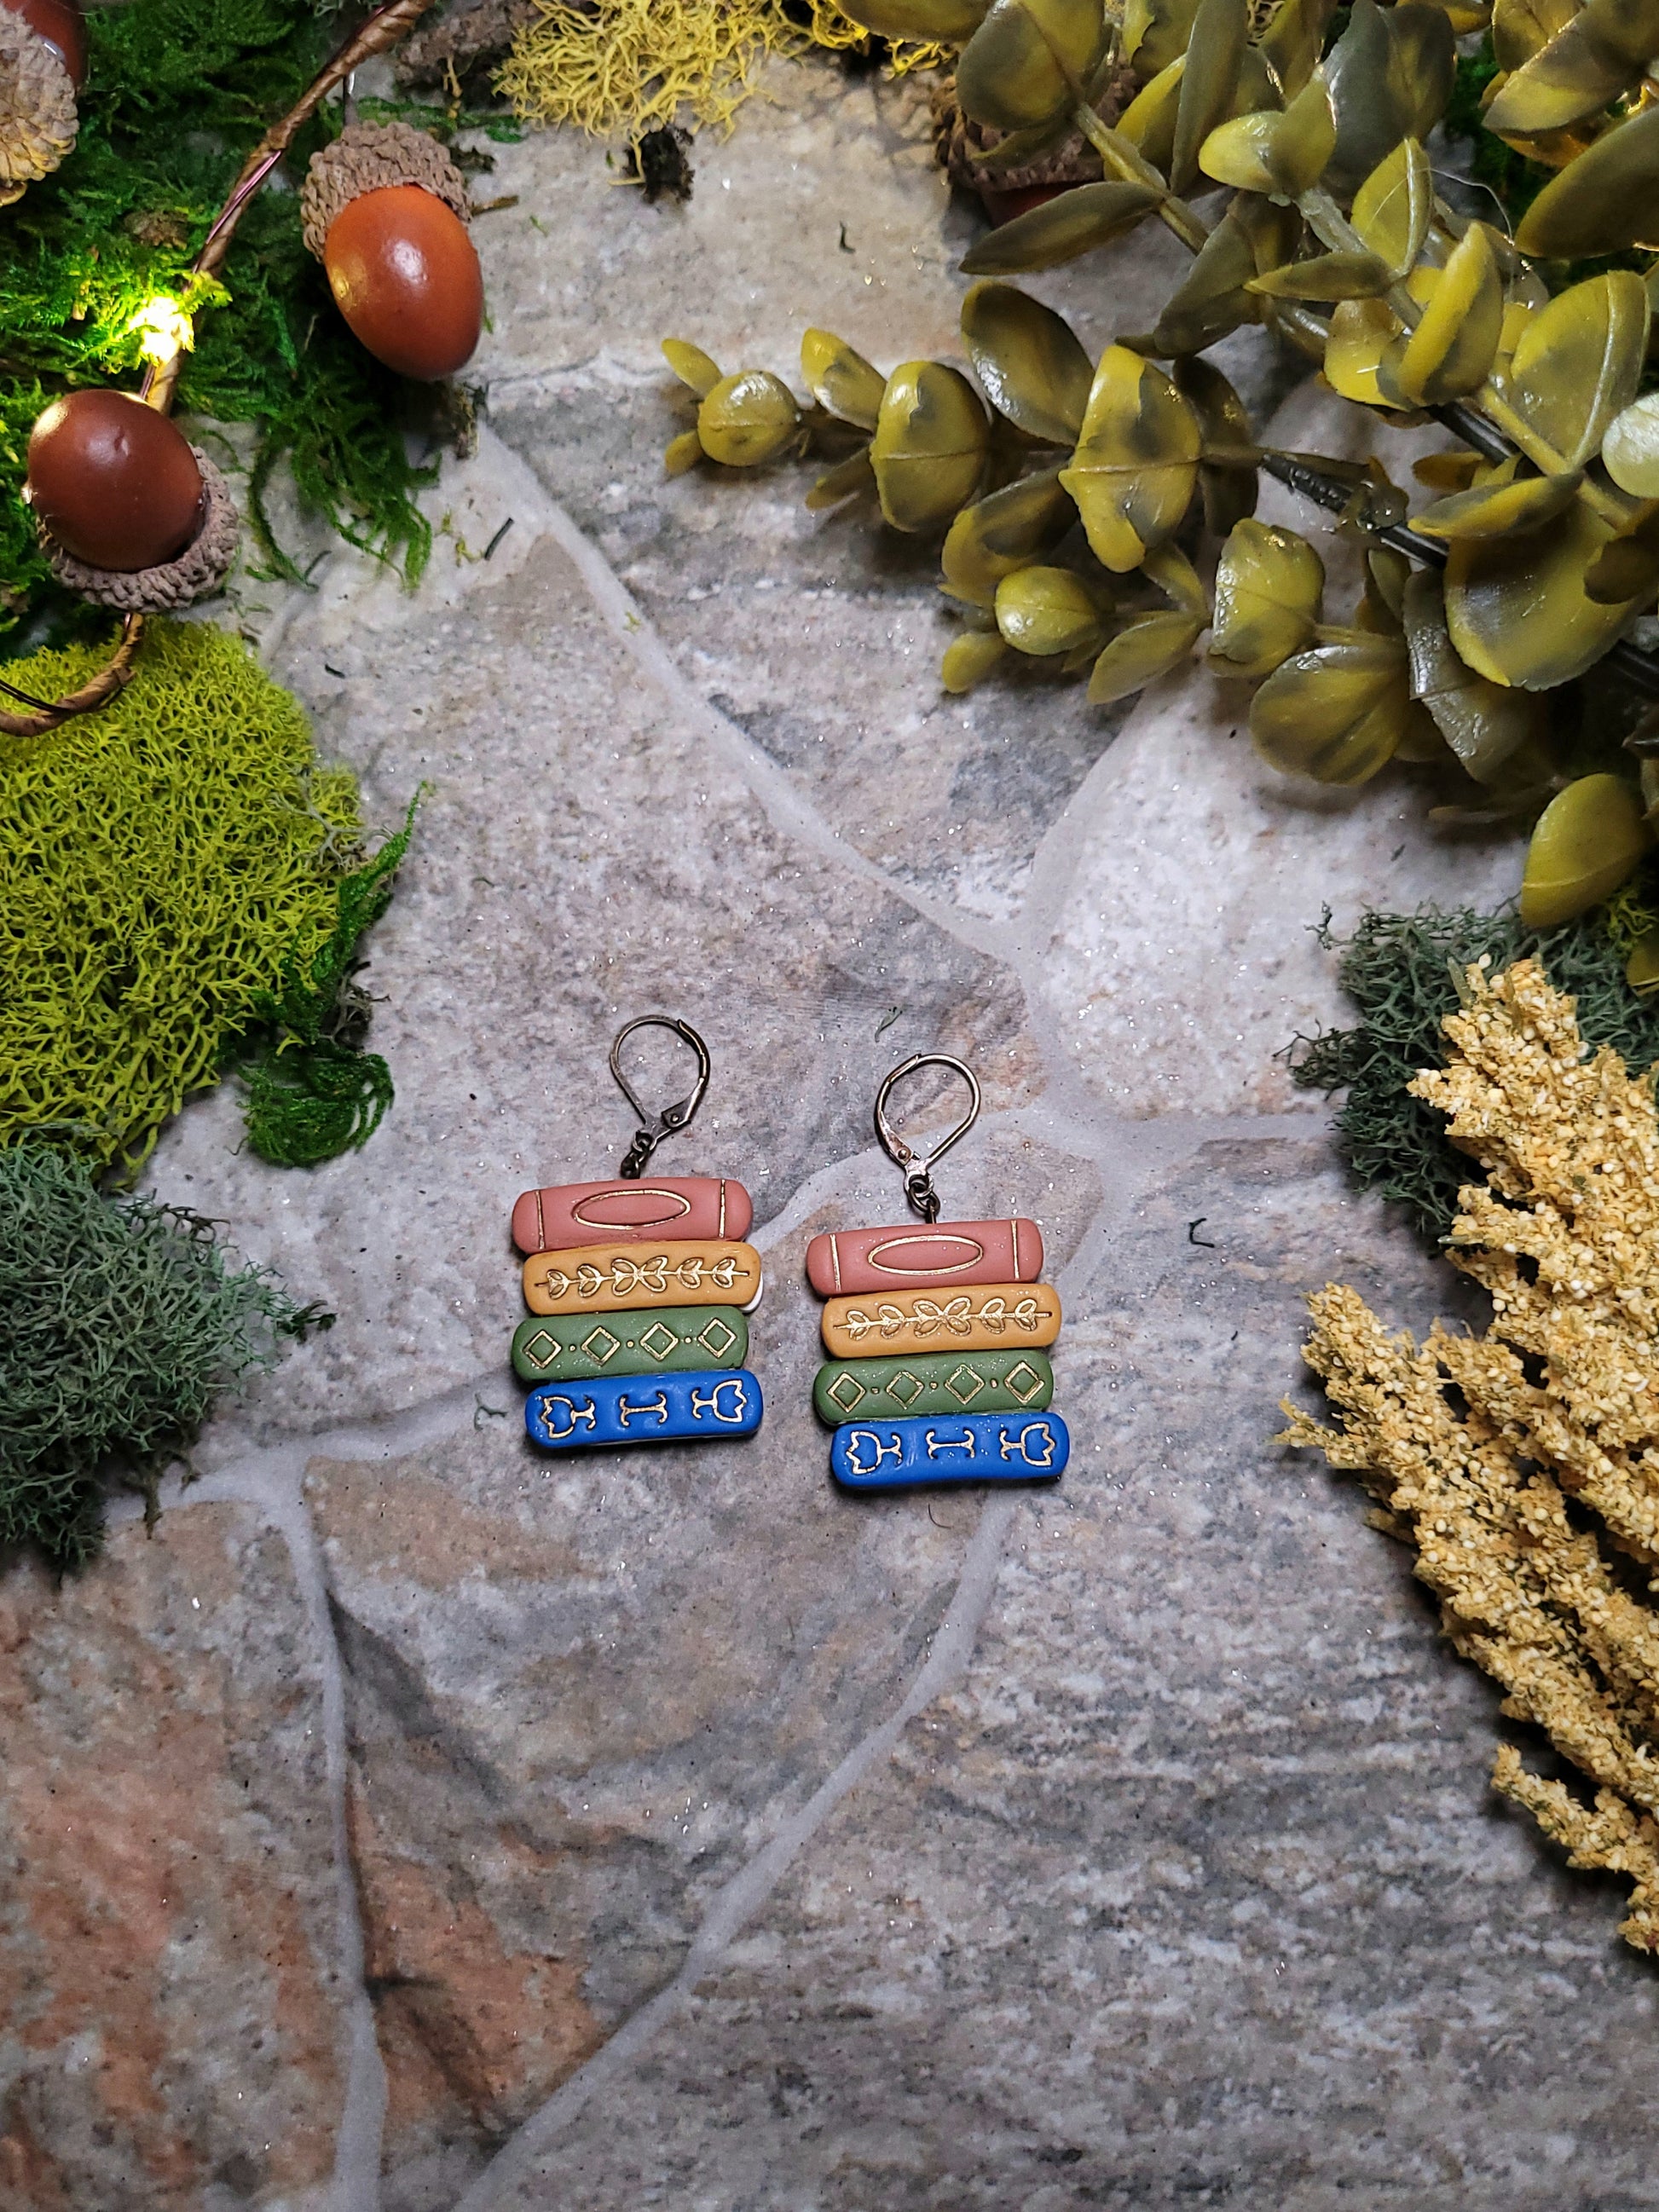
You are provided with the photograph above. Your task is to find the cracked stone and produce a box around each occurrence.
[0,1505,349,2208]
[488,1145,1659,2210]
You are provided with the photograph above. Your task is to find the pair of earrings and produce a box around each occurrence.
[506,1023,1069,1489]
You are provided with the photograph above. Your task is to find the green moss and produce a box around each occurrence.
[0,1144,326,1568]
[1289,896,1659,1244]
[0,619,403,1174]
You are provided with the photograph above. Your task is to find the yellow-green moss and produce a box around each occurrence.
[0,621,362,1174]
[498,0,944,141]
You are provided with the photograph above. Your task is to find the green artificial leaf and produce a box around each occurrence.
[995,563,1109,654]
[1248,248,1394,299]
[1410,459,1583,540]
[1393,221,1504,403]
[663,339,722,396]
[1200,70,1336,198]
[1487,0,1659,138]
[1086,612,1201,702]
[806,448,876,511]
[1322,296,1407,406]
[801,329,886,428]
[939,468,1075,604]
[1059,344,1201,570]
[961,282,1094,443]
[1153,207,1263,353]
[1171,0,1249,192]
[1520,774,1650,925]
[1257,0,1340,96]
[1208,517,1324,677]
[1123,0,1201,79]
[1322,0,1454,196]
[1119,53,1187,170]
[1491,0,1575,72]
[1250,631,1415,782]
[1401,568,1545,781]
[956,0,1111,132]
[959,181,1165,274]
[1602,391,1659,499]
[1445,497,1645,689]
[1507,270,1650,470]
[1515,108,1659,261]
[941,627,1011,692]
[1143,540,1210,620]
[870,362,990,531]
[697,371,801,466]
[1351,138,1433,277]
[1175,354,1258,533]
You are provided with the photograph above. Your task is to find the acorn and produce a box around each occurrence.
[26,390,240,611]
[0,0,79,205]
[299,121,483,382]
[5,1,85,87]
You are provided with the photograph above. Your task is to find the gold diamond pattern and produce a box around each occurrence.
[945,1364,986,1405]
[639,1320,679,1362]
[1006,1360,1045,1403]
[697,1315,739,1360]
[579,1325,622,1366]
[827,1371,867,1412]
[887,1369,925,1408]
[523,1329,558,1366]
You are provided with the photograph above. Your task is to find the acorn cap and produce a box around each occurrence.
[38,449,240,612]
[299,118,471,261]
[0,8,75,206]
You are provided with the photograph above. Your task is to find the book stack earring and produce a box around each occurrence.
[511,1019,764,1453]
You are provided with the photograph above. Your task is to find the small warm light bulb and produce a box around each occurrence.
[127,294,196,369]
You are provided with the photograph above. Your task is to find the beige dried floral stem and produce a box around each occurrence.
[1280,958,1659,1950]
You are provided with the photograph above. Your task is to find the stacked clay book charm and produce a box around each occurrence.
[808,1054,1069,1490]
[512,1018,764,1452]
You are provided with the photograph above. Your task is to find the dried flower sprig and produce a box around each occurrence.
[1283,957,1659,1949]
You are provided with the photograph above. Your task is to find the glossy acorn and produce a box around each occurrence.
[5,0,84,85]
[26,389,204,572]
[324,187,483,382]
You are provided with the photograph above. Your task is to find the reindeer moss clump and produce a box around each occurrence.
[0,620,403,1174]
[0,1146,325,1568]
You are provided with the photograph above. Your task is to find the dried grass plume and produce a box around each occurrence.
[1281,958,1659,1950]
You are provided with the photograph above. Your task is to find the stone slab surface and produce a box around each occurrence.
[3,50,1646,2212]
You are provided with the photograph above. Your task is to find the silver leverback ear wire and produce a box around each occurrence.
[610,1015,712,1178]
[873,1052,981,1223]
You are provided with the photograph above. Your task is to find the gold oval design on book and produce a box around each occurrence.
[865,1232,987,1277]
[571,1186,695,1231]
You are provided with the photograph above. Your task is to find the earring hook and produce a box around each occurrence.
[873,1052,981,1223]
[610,1015,712,1178]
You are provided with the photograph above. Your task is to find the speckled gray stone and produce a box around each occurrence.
[2,49,1640,2212]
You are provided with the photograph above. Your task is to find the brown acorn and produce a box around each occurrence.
[0,0,78,205]
[299,120,483,382]
[5,0,85,88]
[26,390,204,572]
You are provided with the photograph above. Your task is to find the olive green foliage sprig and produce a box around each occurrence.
[0,0,509,642]
[663,0,1659,920]
[0,1145,328,1571]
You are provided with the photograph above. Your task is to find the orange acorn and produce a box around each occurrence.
[300,121,483,383]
